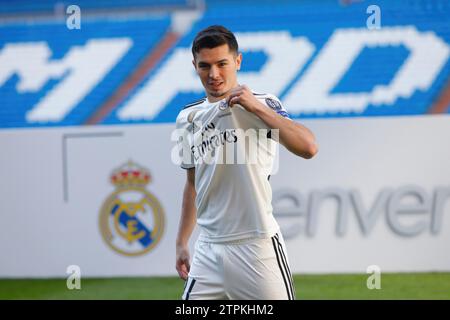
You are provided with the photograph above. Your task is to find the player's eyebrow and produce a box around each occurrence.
[198,59,229,66]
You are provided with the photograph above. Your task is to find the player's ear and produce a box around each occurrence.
[192,59,200,74]
[236,52,242,71]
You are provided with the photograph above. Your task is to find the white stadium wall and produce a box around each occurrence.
[0,115,449,278]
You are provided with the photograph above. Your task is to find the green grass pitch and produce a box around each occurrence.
[1,273,449,300]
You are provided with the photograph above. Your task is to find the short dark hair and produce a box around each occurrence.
[192,25,239,58]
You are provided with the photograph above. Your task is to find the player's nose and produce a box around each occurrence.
[209,65,220,79]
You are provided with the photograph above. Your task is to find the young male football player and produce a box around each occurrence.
[175,25,318,300]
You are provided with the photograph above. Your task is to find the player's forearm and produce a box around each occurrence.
[176,183,197,246]
[254,102,318,159]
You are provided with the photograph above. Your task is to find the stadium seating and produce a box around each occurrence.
[0,0,449,128]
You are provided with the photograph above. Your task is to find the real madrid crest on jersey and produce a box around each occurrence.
[218,100,229,111]
[99,161,165,256]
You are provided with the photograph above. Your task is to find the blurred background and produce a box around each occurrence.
[0,0,449,299]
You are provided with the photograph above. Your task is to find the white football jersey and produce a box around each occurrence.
[175,92,291,243]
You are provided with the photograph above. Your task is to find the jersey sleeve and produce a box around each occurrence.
[258,94,292,141]
[175,111,195,170]
[262,94,291,119]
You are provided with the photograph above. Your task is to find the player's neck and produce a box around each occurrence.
[206,95,223,103]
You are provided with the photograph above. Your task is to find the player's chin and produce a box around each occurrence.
[209,89,225,98]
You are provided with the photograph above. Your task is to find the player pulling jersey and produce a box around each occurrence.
[176,92,291,243]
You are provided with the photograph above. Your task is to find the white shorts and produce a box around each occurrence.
[182,232,296,300]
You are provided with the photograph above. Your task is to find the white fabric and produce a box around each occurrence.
[182,232,296,300]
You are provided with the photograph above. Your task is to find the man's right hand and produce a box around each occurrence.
[176,244,191,280]
[176,168,196,281]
